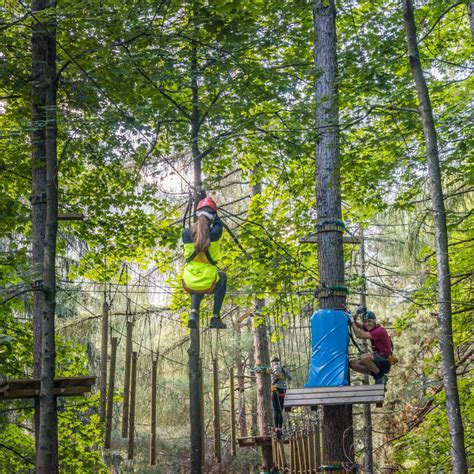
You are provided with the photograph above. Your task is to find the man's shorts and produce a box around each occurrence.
[373,353,391,374]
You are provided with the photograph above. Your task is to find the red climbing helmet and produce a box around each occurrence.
[197,196,217,213]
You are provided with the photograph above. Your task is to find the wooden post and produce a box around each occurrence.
[298,429,305,473]
[281,438,287,469]
[150,356,158,465]
[272,438,276,469]
[128,351,138,459]
[307,426,314,472]
[296,429,303,473]
[122,321,133,437]
[212,358,221,463]
[229,368,237,457]
[289,434,295,473]
[320,423,326,465]
[315,424,321,472]
[359,229,374,473]
[105,337,118,449]
[234,315,248,438]
[302,427,308,472]
[100,300,109,422]
[197,356,204,469]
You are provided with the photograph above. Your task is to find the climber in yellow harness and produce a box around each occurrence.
[182,196,227,330]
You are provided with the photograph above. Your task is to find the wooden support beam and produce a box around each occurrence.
[105,337,118,449]
[150,356,158,465]
[99,301,109,422]
[128,351,138,460]
[229,368,236,457]
[58,212,84,221]
[122,321,134,438]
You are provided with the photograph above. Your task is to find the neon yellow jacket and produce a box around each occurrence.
[182,218,222,292]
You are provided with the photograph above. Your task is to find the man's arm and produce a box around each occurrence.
[348,313,372,339]
[267,367,283,379]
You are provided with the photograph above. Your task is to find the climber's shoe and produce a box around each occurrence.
[209,316,226,330]
[187,310,199,329]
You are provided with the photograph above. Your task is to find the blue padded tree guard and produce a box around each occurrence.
[305,309,349,387]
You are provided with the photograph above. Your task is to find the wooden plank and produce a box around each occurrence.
[286,395,385,405]
[2,377,95,399]
[2,389,39,399]
[285,395,384,407]
[3,386,91,399]
[2,376,95,390]
[286,385,384,395]
[286,391,384,401]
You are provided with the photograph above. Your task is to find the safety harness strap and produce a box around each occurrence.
[185,248,217,266]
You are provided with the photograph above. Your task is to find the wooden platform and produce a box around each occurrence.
[0,376,96,400]
[284,384,385,410]
[237,436,272,448]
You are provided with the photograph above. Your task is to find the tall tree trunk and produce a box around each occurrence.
[313,0,353,464]
[188,2,203,471]
[253,299,273,471]
[359,230,373,473]
[250,171,273,469]
[31,0,48,452]
[402,2,467,472]
[34,0,58,472]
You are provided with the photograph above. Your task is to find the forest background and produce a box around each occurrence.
[0,0,472,472]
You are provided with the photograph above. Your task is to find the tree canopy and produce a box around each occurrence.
[0,0,472,471]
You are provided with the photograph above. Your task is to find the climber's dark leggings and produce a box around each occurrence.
[272,389,286,429]
[191,271,227,316]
